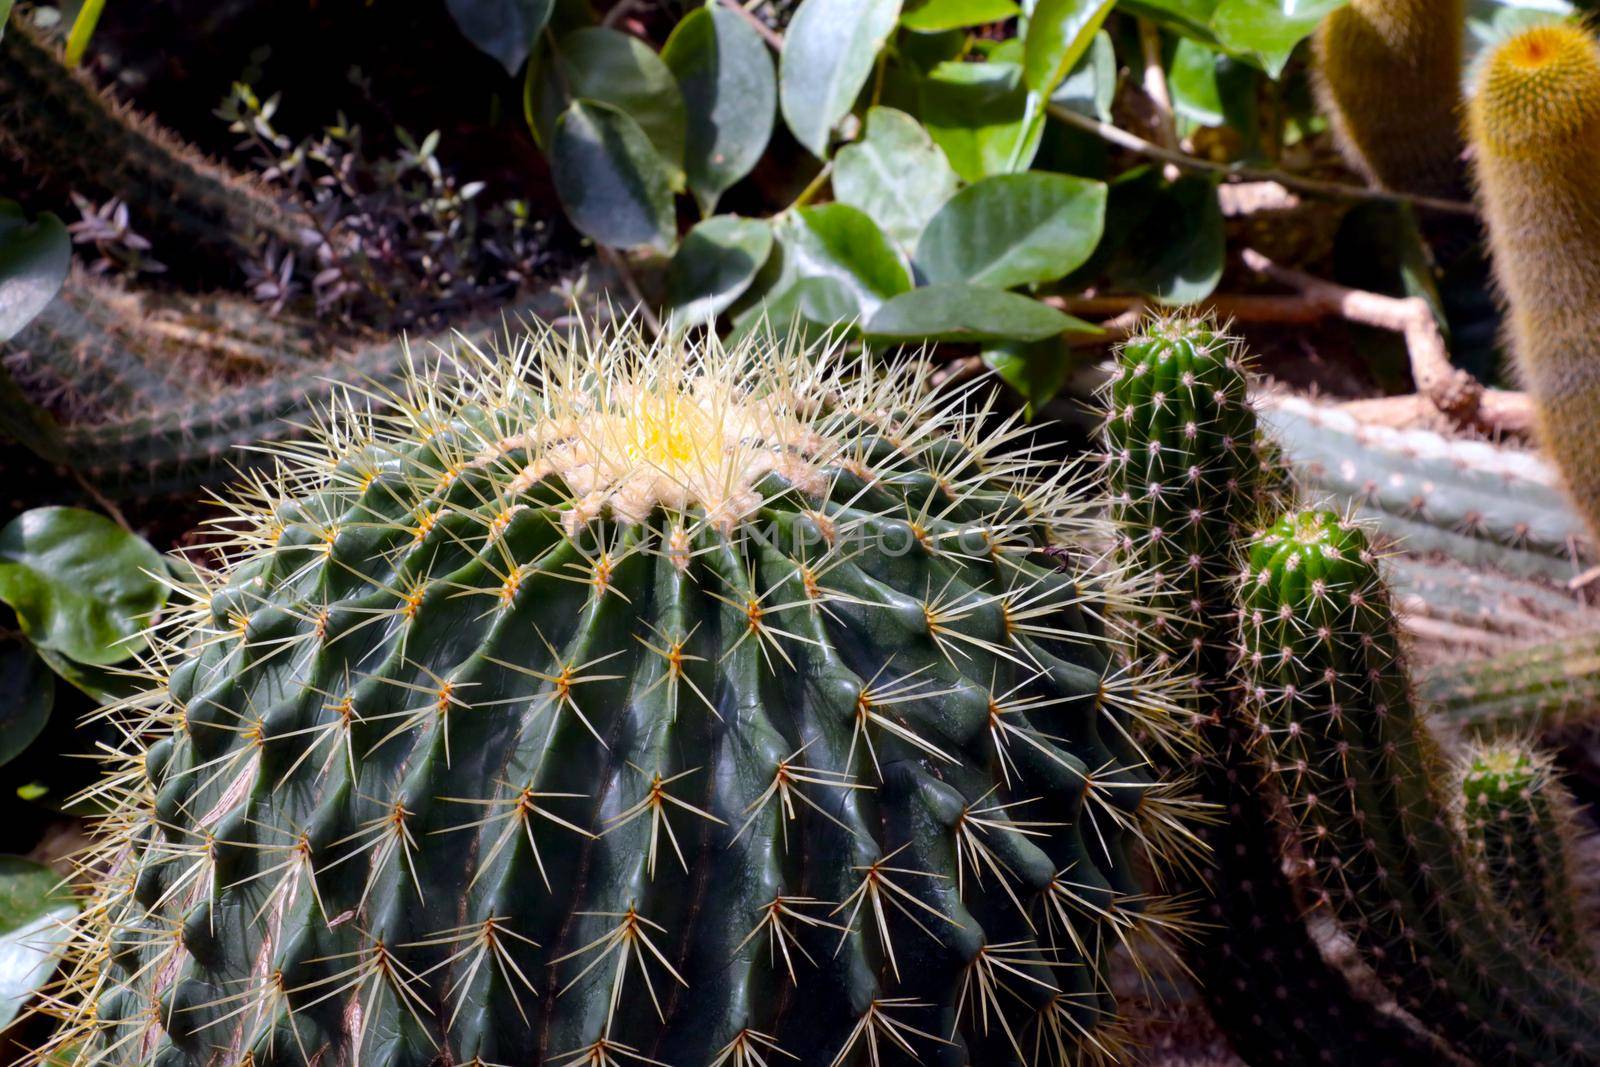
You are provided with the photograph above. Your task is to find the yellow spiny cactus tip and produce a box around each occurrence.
[1472,22,1600,156]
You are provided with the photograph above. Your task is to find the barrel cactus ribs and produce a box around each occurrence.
[41,327,1199,1067]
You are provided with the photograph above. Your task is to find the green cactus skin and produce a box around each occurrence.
[38,327,1197,1067]
[1421,630,1600,737]
[0,15,306,278]
[1459,741,1590,963]
[1312,0,1466,198]
[1241,509,1600,1066]
[1103,322,1436,1066]
[1261,396,1591,585]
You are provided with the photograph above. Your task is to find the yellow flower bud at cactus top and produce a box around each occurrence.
[1469,22,1600,546]
[1314,0,1466,198]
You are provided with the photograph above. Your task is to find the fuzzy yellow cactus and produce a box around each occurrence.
[1469,22,1600,545]
[1314,0,1466,197]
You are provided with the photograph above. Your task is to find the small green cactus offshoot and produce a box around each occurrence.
[40,326,1200,1067]
[1459,741,1590,964]
[1242,509,1600,1066]
[1103,322,1436,1065]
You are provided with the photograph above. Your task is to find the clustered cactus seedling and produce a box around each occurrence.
[1469,22,1600,547]
[1313,0,1466,198]
[1458,740,1589,963]
[1241,509,1600,1065]
[38,326,1201,1066]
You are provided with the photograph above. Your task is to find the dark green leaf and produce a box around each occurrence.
[782,204,911,317]
[549,100,677,251]
[528,27,687,185]
[0,201,69,344]
[1210,0,1347,77]
[864,284,1097,342]
[779,0,902,158]
[0,856,74,1030]
[444,0,553,74]
[730,276,859,344]
[920,60,1042,181]
[30,645,143,704]
[1121,0,1221,42]
[983,336,1077,414]
[833,107,959,251]
[916,172,1106,289]
[901,0,1020,32]
[1105,169,1225,305]
[1050,29,1115,120]
[0,641,52,768]
[1023,0,1117,95]
[667,216,774,328]
[0,3,13,42]
[0,364,65,464]
[1168,36,1259,132]
[0,507,168,667]
[662,6,776,214]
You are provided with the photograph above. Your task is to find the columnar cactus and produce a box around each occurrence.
[1469,22,1600,546]
[1313,0,1466,198]
[1241,509,1600,1066]
[1102,322,1435,1065]
[39,327,1198,1067]
[1459,741,1589,963]
[0,14,306,277]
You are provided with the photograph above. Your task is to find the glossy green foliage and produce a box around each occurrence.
[1460,742,1589,963]
[1242,509,1600,1066]
[44,328,1193,1067]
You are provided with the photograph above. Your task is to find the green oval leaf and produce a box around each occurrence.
[919,60,1042,182]
[662,6,776,215]
[444,0,553,74]
[1023,0,1117,95]
[781,203,911,318]
[0,507,168,667]
[0,201,70,344]
[983,336,1078,416]
[529,27,688,185]
[667,216,774,328]
[833,107,960,252]
[916,172,1107,289]
[550,99,677,252]
[865,284,1097,342]
[1211,0,1348,77]
[730,276,860,345]
[0,641,52,769]
[901,0,1021,32]
[779,0,903,158]
[0,856,75,1030]
[1050,28,1116,120]
[1104,169,1226,305]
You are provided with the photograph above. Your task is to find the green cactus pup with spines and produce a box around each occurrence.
[37,326,1200,1067]
[1314,0,1467,198]
[1469,22,1600,547]
[1241,509,1600,1066]
[1103,321,1436,1065]
[1459,740,1590,963]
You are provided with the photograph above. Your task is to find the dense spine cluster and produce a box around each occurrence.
[1240,510,1600,1066]
[1313,0,1466,198]
[39,327,1197,1067]
[1458,741,1589,963]
[1102,322,1433,1065]
[0,15,306,278]
[1469,22,1600,547]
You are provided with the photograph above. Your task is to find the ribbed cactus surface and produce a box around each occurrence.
[43,328,1193,1067]
[1103,323,1435,1066]
[1469,22,1600,547]
[1313,0,1466,198]
[1242,509,1600,1066]
[1460,741,1589,963]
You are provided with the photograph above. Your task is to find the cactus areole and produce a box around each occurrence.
[48,328,1194,1067]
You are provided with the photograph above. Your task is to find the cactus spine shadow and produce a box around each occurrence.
[1313,0,1466,199]
[1469,22,1600,548]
